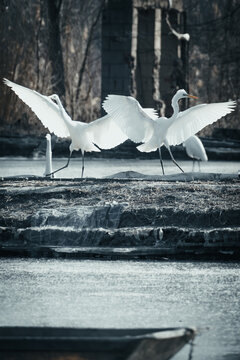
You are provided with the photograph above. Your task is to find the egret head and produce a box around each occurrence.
[49,94,60,104]
[174,89,198,101]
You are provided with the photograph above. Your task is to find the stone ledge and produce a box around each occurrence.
[0,226,239,248]
[0,245,239,260]
[0,177,239,260]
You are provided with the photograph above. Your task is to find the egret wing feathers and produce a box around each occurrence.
[166,101,236,146]
[142,108,159,120]
[86,114,128,149]
[137,142,158,153]
[102,95,156,143]
[3,78,70,138]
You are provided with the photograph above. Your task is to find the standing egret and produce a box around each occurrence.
[183,135,208,172]
[3,78,128,177]
[43,134,54,178]
[103,90,236,174]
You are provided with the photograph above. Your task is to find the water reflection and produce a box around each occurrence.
[0,259,239,360]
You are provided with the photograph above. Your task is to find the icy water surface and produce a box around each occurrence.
[0,259,239,360]
[0,157,239,178]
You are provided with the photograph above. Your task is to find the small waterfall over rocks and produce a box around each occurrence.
[20,203,127,246]
[31,204,124,229]
[13,202,164,248]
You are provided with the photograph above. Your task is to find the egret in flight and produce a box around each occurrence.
[183,135,208,172]
[103,90,236,174]
[4,78,128,177]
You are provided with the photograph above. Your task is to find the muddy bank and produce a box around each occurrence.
[0,172,239,260]
[0,136,240,160]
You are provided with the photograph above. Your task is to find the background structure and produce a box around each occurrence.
[0,0,239,137]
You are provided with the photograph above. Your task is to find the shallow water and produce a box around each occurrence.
[0,157,239,178]
[0,259,239,360]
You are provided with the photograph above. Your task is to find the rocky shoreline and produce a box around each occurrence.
[0,135,240,160]
[0,172,239,260]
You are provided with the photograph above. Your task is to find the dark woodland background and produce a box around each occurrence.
[0,0,239,138]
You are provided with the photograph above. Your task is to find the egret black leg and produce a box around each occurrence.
[46,152,72,176]
[81,151,85,178]
[158,147,165,175]
[167,146,184,173]
[192,159,195,172]
[198,160,201,172]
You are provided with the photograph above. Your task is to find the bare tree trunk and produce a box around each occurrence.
[75,0,104,104]
[46,0,65,99]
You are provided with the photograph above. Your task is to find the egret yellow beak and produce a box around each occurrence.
[187,94,198,99]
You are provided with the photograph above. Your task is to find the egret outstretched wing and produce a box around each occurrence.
[86,114,128,149]
[166,101,236,146]
[102,95,156,143]
[3,78,70,138]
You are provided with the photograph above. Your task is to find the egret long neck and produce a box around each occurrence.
[55,96,72,127]
[171,95,180,119]
[55,97,64,114]
[165,94,180,129]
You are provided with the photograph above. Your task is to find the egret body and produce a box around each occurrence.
[183,135,208,172]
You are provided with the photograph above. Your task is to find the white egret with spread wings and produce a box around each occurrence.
[103,90,236,174]
[3,78,129,177]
